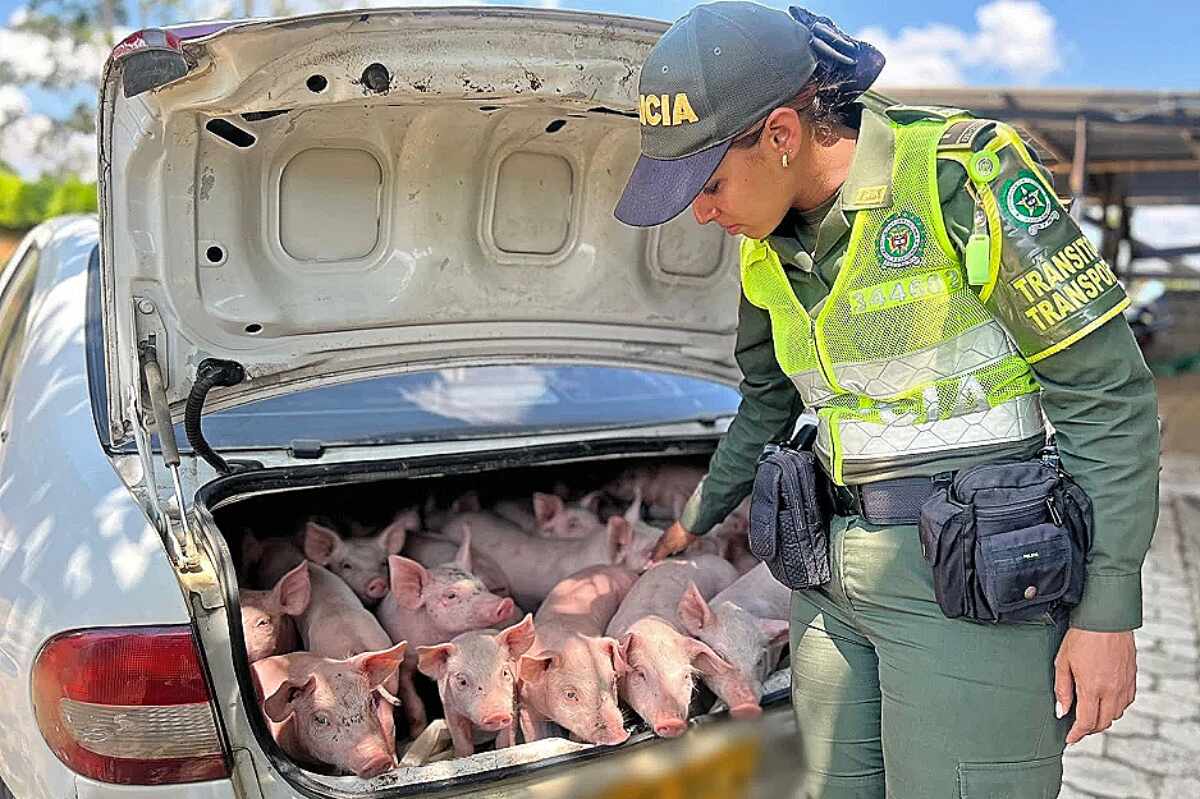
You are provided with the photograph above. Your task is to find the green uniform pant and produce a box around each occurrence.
[789,513,1072,798]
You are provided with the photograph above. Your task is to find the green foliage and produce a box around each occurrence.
[0,170,97,230]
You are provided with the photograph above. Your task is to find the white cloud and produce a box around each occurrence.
[0,22,112,87]
[0,85,31,125]
[857,23,970,87]
[0,113,96,180]
[968,0,1061,78]
[861,0,1062,88]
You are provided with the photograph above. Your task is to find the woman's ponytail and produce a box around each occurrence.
[788,6,886,127]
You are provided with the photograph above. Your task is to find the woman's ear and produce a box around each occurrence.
[764,106,803,157]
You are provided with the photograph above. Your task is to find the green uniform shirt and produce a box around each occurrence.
[681,108,1160,632]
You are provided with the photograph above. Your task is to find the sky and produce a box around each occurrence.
[0,0,1196,258]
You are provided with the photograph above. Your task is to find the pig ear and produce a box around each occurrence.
[498,614,536,658]
[533,493,564,526]
[273,562,311,616]
[416,643,456,681]
[262,676,316,723]
[677,582,716,637]
[375,512,414,555]
[578,490,604,514]
[303,521,341,565]
[388,555,429,609]
[350,641,409,688]
[617,632,637,663]
[453,525,473,573]
[606,516,634,564]
[684,638,736,679]
[449,490,481,514]
[623,487,643,524]
[758,619,791,648]
[517,652,558,684]
[599,636,628,677]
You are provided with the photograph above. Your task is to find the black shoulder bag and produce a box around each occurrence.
[748,421,833,590]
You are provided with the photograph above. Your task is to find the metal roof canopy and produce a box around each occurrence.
[886,88,1200,207]
[885,88,1200,275]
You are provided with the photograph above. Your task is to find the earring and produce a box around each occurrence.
[782,152,790,169]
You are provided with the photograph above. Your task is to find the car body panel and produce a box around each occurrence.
[97,7,741,450]
[0,219,199,798]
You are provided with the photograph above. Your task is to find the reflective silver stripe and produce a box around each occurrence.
[816,392,1045,476]
[788,369,837,406]
[831,320,1017,398]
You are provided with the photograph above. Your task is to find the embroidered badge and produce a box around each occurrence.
[878,212,926,268]
[1002,171,1060,235]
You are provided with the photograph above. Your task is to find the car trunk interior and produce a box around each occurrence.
[196,441,791,794]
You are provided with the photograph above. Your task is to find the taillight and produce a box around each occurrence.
[32,626,229,785]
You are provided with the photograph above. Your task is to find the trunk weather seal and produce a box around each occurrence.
[196,435,718,511]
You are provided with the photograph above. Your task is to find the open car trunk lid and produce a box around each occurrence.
[96,6,743,450]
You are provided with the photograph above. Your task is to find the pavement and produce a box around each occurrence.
[1061,455,1200,799]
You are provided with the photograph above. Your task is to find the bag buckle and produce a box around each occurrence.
[1046,495,1064,527]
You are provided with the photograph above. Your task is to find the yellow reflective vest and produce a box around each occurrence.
[740,115,1044,485]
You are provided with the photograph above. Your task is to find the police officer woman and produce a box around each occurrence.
[617,3,1159,797]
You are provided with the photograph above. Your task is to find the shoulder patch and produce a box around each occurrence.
[938,119,995,151]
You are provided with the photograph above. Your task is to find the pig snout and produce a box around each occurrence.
[488,597,515,624]
[729,702,763,719]
[593,718,630,745]
[652,717,688,738]
[478,710,513,731]
[353,750,395,779]
[365,577,389,600]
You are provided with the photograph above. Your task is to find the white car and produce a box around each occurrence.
[0,7,800,798]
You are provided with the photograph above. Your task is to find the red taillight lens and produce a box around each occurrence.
[32,626,229,785]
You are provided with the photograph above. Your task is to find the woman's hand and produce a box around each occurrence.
[1054,628,1137,744]
[650,521,697,562]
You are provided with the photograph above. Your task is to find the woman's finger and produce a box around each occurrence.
[1095,692,1124,734]
[1066,690,1100,745]
[1053,652,1074,720]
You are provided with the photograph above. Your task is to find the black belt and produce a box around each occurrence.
[830,476,945,526]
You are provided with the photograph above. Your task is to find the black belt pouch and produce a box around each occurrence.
[918,460,1093,623]
[749,444,832,590]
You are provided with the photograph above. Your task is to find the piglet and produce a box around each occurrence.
[606,556,756,737]
[677,581,790,707]
[376,528,516,736]
[416,614,536,756]
[403,533,513,598]
[241,562,311,662]
[618,489,690,572]
[252,644,407,778]
[493,492,605,539]
[708,561,792,622]
[300,511,415,605]
[243,531,305,590]
[604,463,706,520]
[441,512,634,608]
[518,565,637,746]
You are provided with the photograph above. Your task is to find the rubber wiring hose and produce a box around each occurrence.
[185,359,246,475]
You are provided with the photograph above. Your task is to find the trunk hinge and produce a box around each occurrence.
[138,331,202,574]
